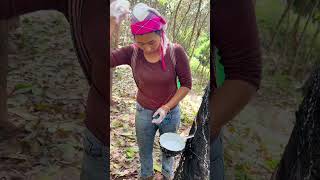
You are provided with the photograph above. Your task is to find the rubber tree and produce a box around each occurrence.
[272,67,320,180]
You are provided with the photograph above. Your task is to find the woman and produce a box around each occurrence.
[110,2,192,180]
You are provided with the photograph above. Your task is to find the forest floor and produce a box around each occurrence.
[0,11,301,180]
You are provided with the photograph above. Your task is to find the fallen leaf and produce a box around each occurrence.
[9,108,37,120]
[125,147,138,160]
[153,162,161,172]
[57,143,76,162]
[14,83,33,94]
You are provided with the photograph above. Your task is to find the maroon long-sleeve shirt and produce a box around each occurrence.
[1,0,262,146]
[211,0,262,90]
[111,44,192,110]
[1,0,110,145]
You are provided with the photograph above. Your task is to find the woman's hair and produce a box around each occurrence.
[133,30,162,38]
[154,30,161,36]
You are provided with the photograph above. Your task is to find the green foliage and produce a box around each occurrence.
[153,162,162,172]
[265,158,280,171]
[234,163,254,180]
[193,34,210,67]
[158,0,168,6]
[256,0,320,77]
[292,0,320,21]
[125,147,139,160]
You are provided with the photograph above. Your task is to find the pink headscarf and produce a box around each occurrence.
[130,3,169,71]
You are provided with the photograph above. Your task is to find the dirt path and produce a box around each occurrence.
[1,12,85,180]
[224,98,295,180]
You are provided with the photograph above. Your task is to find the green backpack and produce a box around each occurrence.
[215,49,225,87]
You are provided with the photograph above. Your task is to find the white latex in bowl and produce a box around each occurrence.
[160,133,185,151]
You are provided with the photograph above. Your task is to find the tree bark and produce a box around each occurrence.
[176,1,192,38]
[268,0,294,51]
[174,84,210,180]
[187,0,202,52]
[190,11,209,60]
[8,16,20,54]
[273,67,320,180]
[252,0,256,7]
[303,23,320,68]
[172,0,183,42]
[290,0,320,75]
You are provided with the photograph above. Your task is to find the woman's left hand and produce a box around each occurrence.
[152,105,170,125]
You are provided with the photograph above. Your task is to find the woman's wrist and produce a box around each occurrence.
[162,104,171,112]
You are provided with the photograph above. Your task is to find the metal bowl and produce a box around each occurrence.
[159,133,186,157]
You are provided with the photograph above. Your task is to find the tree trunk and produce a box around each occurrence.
[284,13,301,72]
[303,23,320,67]
[0,19,8,123]
[290,0,319,75]
[279,8,291,64]
[187,0,202,51]
[268,0,294,51]
[195,61,202,73]
[174,84,210,180]
[252,0,256,7]
[190,11,209,60]
[8,16,20,54]
[172,0,183,42]
[176,1,192,39]
[273,67,320,180]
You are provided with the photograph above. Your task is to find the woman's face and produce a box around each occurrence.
[134,32,161,54]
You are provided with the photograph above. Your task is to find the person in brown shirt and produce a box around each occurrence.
[110,2,192,179]
[210,0,262,179]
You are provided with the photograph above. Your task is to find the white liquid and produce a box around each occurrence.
[162,140,184,151]
[132,3,149,21]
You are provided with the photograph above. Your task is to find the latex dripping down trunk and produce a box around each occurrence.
[273,66,320,180]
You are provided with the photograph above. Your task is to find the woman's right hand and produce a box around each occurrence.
[110,0,130,37]
[110,0,130,24]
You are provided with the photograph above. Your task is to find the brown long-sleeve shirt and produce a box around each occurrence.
[1,0,110,146]
[211,0,262,90]
[1,0,262,146]
[111,44,192,110]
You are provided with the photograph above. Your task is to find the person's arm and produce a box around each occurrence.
[109,9,132,68]
[0,0,67,20]
[163,45,192,111]
[109,1,129,41]
[211,0,262,140]
[110,16,118,39]
[110,45,133,68]
[162,87,190,111]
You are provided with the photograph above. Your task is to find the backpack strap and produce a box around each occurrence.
[130,44,139,86]
[132,43,176,70]
[131,44,139,72]
[169,42,182,88]
[169,42,177,68]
